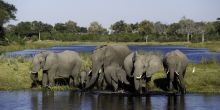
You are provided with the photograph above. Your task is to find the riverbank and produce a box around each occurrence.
[0,56,219,93]
[0,40,220,53]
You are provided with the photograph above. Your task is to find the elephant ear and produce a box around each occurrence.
[41,51,52,71]
[145,55,162,77]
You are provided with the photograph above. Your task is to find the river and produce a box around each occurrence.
[4,45,220,63]
[0,90,219,110]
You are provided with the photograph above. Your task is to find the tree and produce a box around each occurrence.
[31,21,53,40]
[110,20,131,34]
[167,23,181,37]
[213,21,220,36]
[14,21,32,37]
[54,23,66,33]
[138,20,154,36]
[130,23,139,33]
[0,0,17,42]
[88,21,107,35]
[178,17,196,42]
[65,20,78,33]
[154,21,167,36]
[77,26,87,33]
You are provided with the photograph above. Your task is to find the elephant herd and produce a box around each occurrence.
[30,45,189,94]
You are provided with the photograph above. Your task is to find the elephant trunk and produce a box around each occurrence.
[85,66,100,89]
[30,71,39,87]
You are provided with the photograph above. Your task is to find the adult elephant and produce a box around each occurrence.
[85,45,131,89]
[30,50,82,87]
[104,63,130,91]
[124,52,162,93]
[163,50,189,94]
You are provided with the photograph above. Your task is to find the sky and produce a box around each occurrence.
[5,0,220,28]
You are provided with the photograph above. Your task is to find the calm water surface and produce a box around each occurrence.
[0,90,220,110]
[4,45,220,63]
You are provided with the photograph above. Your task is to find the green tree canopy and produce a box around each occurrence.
[88,21,107,35]
[0,0,17,42]
[54,23,66,33]
[111,20,131,34]
[138,20,154,36]
[65,20,78,33]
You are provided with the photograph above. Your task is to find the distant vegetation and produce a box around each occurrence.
[1,1,220,45]
[3,18,220,44]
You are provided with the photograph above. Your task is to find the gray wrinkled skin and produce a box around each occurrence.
[85,45,131,89]
[124,52,162,93]
[31,50,82,87]
[104,63,130,91]
[163,50,189,94]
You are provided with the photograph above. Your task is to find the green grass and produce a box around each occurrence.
[0,40,220,92]
[149,61,220,93]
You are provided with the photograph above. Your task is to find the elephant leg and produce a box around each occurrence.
[71,67,80,87]
[168,71,174,91]
[42,72,48,87]
[134,79,142,94]
[98,73,104,89]
[69,76,74,86]
[177,74,186,94]
[112,80,118,92]
[102,79,107,90]
[48,70,55,87]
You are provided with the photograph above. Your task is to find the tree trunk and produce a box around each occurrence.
[187,33,190,42]
[202,32,205,43]
[145,35,148,43]
[38,32,41,41]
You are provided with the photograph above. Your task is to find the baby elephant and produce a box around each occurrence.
[163,50,189,94]
[79,69,92,89]
[30,50,82,87]
[104,63,130,91]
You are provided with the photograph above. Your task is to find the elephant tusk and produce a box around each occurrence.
[98,69,102,74]
[166,70,169,74]
[192,67,195,73]
[175,71,179,76]
[136,75,142,79]
[30,71,37,74]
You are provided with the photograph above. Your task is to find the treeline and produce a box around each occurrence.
[4,17,220,43]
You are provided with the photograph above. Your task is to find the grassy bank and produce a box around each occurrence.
[0,40,220,92]
[0,55,220,93]
[1,40,220,54]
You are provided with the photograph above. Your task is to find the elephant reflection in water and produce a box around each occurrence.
[97,95,127,110]
[30,92,40,110]
[127,96,152,110]
[42,91,55,110]
[167,95,185,110]
[41,91,84,110]
[95,95,152,110]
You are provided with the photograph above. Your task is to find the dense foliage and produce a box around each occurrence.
[1,0,220,44]
[4,17,220,43]
[0,0,16,44]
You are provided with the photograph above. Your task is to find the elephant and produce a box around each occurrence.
[163,50,189,94]
[30,50,82,87]
[80,69,107,90]
[104,63,130,91]
[124,52,162,93]
[85,45,131,89]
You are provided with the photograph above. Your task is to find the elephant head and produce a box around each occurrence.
[80,69,92,88]
[85,46,106,89]
[30,51,51,86]
[124,52,162,93]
